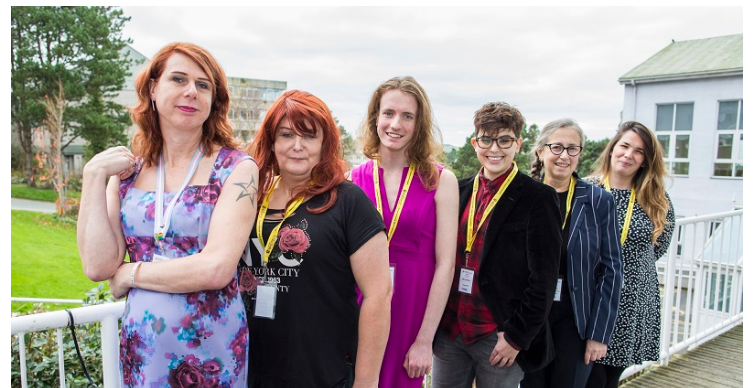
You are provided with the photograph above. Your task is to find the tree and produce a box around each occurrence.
[11,6,134,186]
[448,136,480,179]
[40,81,77,215]
[333,115,359,167]
[514,123,539,174]
[579,137,610,177]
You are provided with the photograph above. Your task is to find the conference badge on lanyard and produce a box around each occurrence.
[253,280,278,319]
[459,267,474,295]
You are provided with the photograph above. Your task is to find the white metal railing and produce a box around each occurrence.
[11,297,84,305]
[11,301,125,388]
[622,209,744,380]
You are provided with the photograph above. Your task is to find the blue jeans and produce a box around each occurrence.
[432,332,524,388]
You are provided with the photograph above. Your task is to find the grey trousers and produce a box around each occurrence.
[432,332,524,388]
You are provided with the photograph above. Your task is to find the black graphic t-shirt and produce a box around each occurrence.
[238,181,385,388]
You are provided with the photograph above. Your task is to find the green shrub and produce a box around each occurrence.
[11,144,25,171]
[10,285,117,388]
[11,170,27,184]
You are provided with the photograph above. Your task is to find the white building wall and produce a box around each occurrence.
[621,75,743,218]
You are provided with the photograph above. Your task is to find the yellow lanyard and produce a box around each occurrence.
[544,176,576,230]
[604,176,635,245]
[466,163,518,256]
[372,160,416,244]
[256,176,305,264]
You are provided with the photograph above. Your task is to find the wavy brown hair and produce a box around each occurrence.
[359,76,443,190]
[131,42,237,166]
[591,121,670,243]
[247,90,347,214]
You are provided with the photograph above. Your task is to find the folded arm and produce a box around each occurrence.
[109,160,259,297]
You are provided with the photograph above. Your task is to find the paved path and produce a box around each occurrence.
[621,324,743,388]
[11,198,57,213]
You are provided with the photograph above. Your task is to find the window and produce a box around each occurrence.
[656,103,693,176]
[714,100,743,178]
[709,220,722,237]
[705,272,732,313]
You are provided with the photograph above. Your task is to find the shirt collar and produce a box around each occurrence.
[478,165,514,191]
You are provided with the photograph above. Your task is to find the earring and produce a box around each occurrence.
[151,100,156,111]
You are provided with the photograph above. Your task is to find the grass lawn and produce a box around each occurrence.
[11,210,107,312]
[11,184,81,202]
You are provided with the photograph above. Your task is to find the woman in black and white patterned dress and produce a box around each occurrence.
[584,121,675,388]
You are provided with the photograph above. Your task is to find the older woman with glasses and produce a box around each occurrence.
[520,119,623,388]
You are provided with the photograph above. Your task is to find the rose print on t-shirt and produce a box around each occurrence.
[238,268,261,293]
[275,219,311,264]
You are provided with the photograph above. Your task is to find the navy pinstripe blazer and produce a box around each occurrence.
[565,174,623,345]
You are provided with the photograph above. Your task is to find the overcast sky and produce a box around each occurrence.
[121,6,742,147]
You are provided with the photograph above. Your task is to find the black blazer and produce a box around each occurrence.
[459,171,562,373]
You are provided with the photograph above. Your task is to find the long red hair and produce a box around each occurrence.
[131,42,237,166]
[247,90,347,213]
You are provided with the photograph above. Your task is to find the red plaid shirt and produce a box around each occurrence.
[439,167,519,348]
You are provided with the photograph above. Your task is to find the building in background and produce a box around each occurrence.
[619,34,743,219]
[227,77,287,146]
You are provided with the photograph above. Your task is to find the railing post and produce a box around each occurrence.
[660,228,680,366]
[101,313,122,388]
[18,332,28,388]
[57,328,66,388]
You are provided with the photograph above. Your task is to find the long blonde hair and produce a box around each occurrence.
[359,76,443,190]
[591,121,670,243]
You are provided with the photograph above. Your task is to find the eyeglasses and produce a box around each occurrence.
[545,143,583,156]
[476,136,517,149]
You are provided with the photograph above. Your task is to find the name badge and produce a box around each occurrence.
[153,254,170,262]
[390,264,395,287]
[553,278,563,302]
[254,282,277,319]
[459,267,474,294]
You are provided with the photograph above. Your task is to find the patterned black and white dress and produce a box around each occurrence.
[587,178,675,367]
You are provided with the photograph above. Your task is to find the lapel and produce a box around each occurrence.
[567,176,590,257]
[458,176,475,222]
[479,173,525,265]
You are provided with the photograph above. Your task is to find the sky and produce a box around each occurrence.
[119,6,743,147]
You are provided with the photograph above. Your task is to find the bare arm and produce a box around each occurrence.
[109,160,259,297]
[77,146,135,281]
[403,169,459,378]
[351,232,392,388]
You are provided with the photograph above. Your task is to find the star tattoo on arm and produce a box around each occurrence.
[235,176,258,207]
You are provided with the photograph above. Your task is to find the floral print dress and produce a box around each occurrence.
[119,147,251,388]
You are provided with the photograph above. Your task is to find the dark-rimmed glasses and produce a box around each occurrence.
[545,143,583,156]
[476,136,517,149]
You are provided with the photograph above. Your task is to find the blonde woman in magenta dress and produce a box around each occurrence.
[351,76,458,388]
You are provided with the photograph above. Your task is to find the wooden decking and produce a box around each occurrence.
[621,324,743,388]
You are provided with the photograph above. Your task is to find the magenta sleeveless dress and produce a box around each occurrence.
[351,160,440,388]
